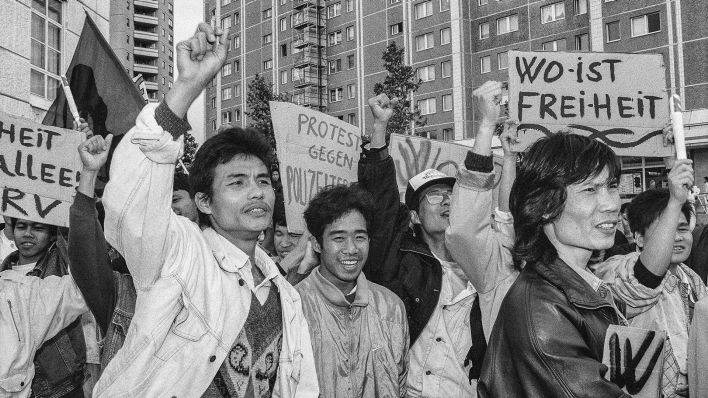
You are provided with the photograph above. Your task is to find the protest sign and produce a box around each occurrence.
[390,134,504,205]
[602,325,666,398]
[0,111,84,227]
[508,51,672,157]
[270,102,361,234]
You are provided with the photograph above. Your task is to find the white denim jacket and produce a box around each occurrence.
[0,271,88,398]
[95,104,318,397]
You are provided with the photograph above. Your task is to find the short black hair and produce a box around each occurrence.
[173,172,191,195]
[304,184,375,245]
[189,127,274,227]
[620,202,630,214]
[510,133,621,268]
[627,188,692,235]
[273,193,287,227]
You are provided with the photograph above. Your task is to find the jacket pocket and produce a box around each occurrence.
[0,372,31,393]
[154,306,207,361]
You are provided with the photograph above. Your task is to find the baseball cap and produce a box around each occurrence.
[405,169,456,209]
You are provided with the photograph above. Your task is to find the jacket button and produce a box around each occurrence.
[209,355,216,362]
[435,337,442,342]
[425,370,432,375]
[415,297,420,303]
[239,279,245,286]
[20,382,24,387]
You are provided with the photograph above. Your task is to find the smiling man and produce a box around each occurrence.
[297,185,409,397]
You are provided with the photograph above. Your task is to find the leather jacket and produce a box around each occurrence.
[478,258,631,398]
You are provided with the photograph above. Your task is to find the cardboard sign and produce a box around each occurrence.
[389,134,504,204]
[0,111,84,227]
[508,51,672,157]
[602,325,666,398]
[270,102,361,234]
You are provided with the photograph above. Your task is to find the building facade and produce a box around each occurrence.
[110,0,175,102]
[0,0,110,121]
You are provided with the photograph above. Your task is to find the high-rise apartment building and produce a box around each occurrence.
[110,0,175,102]
[203,0,707,179]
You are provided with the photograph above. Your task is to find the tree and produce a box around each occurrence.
[176,131,198,173]
[373,41,426,138]
[245,73,288,151]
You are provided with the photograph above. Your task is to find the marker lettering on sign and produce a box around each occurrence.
[0,122,61,150]
[1,187,62,220]
[297,113,361,149]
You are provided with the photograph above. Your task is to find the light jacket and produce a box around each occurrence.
[0,271,88,398]
[296,268,409,398]
[95,103,318,397]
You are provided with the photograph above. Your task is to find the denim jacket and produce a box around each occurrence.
[100,274,136,372]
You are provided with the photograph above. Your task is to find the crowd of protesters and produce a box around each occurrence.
[1,21,707,398]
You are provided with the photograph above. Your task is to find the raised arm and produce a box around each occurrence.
[359,94,409,284]
[102,23,228,290]
[69,131,117,335]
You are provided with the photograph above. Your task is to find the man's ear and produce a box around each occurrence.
[195,192,212,215]
[410,210,421,225]
[634,232,645,249]
[309,236,322,254]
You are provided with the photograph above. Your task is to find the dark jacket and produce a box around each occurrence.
[477,258,631,398]
[358,147,486,377]
[687,224,708,283]
[1,243,86,398]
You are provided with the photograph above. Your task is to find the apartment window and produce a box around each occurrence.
[479,0,488,4]
[479,22,490,39]
[347,113,356,125]
[497,15,519,34]
[212,120,217,131]
[542,39,566,51]
[161,28,166,36]
[346,0,354,12]
[347,84,356,99]
[442,128,453,140]
[222,111,232,124]
[126,18,129,27]
[390,22,403,35]
[281,0,288,4]
[497,51,508,69]
[126,35,129,44]
[480,55,491,73]
[440,27,451,45]
[263,59,273,70]
[328,59,342,74]
[574,0,587,15]
[631,12,661,37]
[417,65,436,82]
[235,84,241,97]
[441,60,452,78]
[31,0,62,100]
[348,54,356,69]
[328,31,342,46]
[415,1,433,19]
[330,88,343,102]
[440,0,450,11]
[221,0,230,6]
[222,63,232,76]
[235,109,241,121]
[281,44,288,57]
[574,33,589,50]
[417,98,437,115]
[391,0,401,3]
[346,26,355,41]
[235,59,240,72]
[211,97,216,109]
[280,17,287,31]
[263,8,272,20]
[415,32,435,51]
[222,87,232,100]
[234,12,239,24]
[281,70,288,84]
[606,20,620,42]
[233,35,241,49]
[441,94,453,111]
[541,2,565,24]
[263,34,272,45]
[327,3,341,18]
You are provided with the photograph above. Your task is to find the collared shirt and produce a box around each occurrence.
[568,259,628,325]
[406,259,477,397]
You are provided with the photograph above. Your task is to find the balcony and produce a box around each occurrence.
[134,14,158,26]
[134,0,158,11]
[292,67,325,88]
[134,63,158,75]
[292,86,327,108]
[134,30,158,42]
[294,47,326,67]
[293,0,323,9]
[291,9,324,29]
[293,26,326,48]
[134,47,158,58]
[144,81,158,91]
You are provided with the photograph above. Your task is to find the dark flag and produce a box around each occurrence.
[43,11,145,138]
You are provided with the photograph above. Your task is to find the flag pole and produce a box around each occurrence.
[60,75,82,127]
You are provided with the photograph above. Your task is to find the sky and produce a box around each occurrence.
[174,0,206,144]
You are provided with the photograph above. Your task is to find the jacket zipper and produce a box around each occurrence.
[7,300,21,341]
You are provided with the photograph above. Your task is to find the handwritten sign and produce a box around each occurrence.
[390,134,504,204]
[0,111,84,227]
[508,51,672,157]
[602,325,666,398]
[270,102,361,234]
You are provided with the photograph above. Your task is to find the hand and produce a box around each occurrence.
[473,81,503,127]
[297,239,319,275]
[175,23,229,90]
[368,94,398,125]
[78,134,114,172]
[499,118,519,159]
[667,159,694,205]
[73,118,94,138]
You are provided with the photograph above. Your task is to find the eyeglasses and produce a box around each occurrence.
[422,191,451,205]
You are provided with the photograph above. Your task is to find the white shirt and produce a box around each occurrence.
[0,233,16,264]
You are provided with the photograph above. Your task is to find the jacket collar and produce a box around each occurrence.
[531,257,614,310]
[399,230,436,259]
[312,267,369,308]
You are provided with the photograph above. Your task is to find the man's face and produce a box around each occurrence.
[638,212,693,265]
[172,189,199,223]
[196,154,274,239]
[13,219,56,265]
[274,224,300,260]
[316,210,369,292]
[414,183,452,234]
[544,167,620,258]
